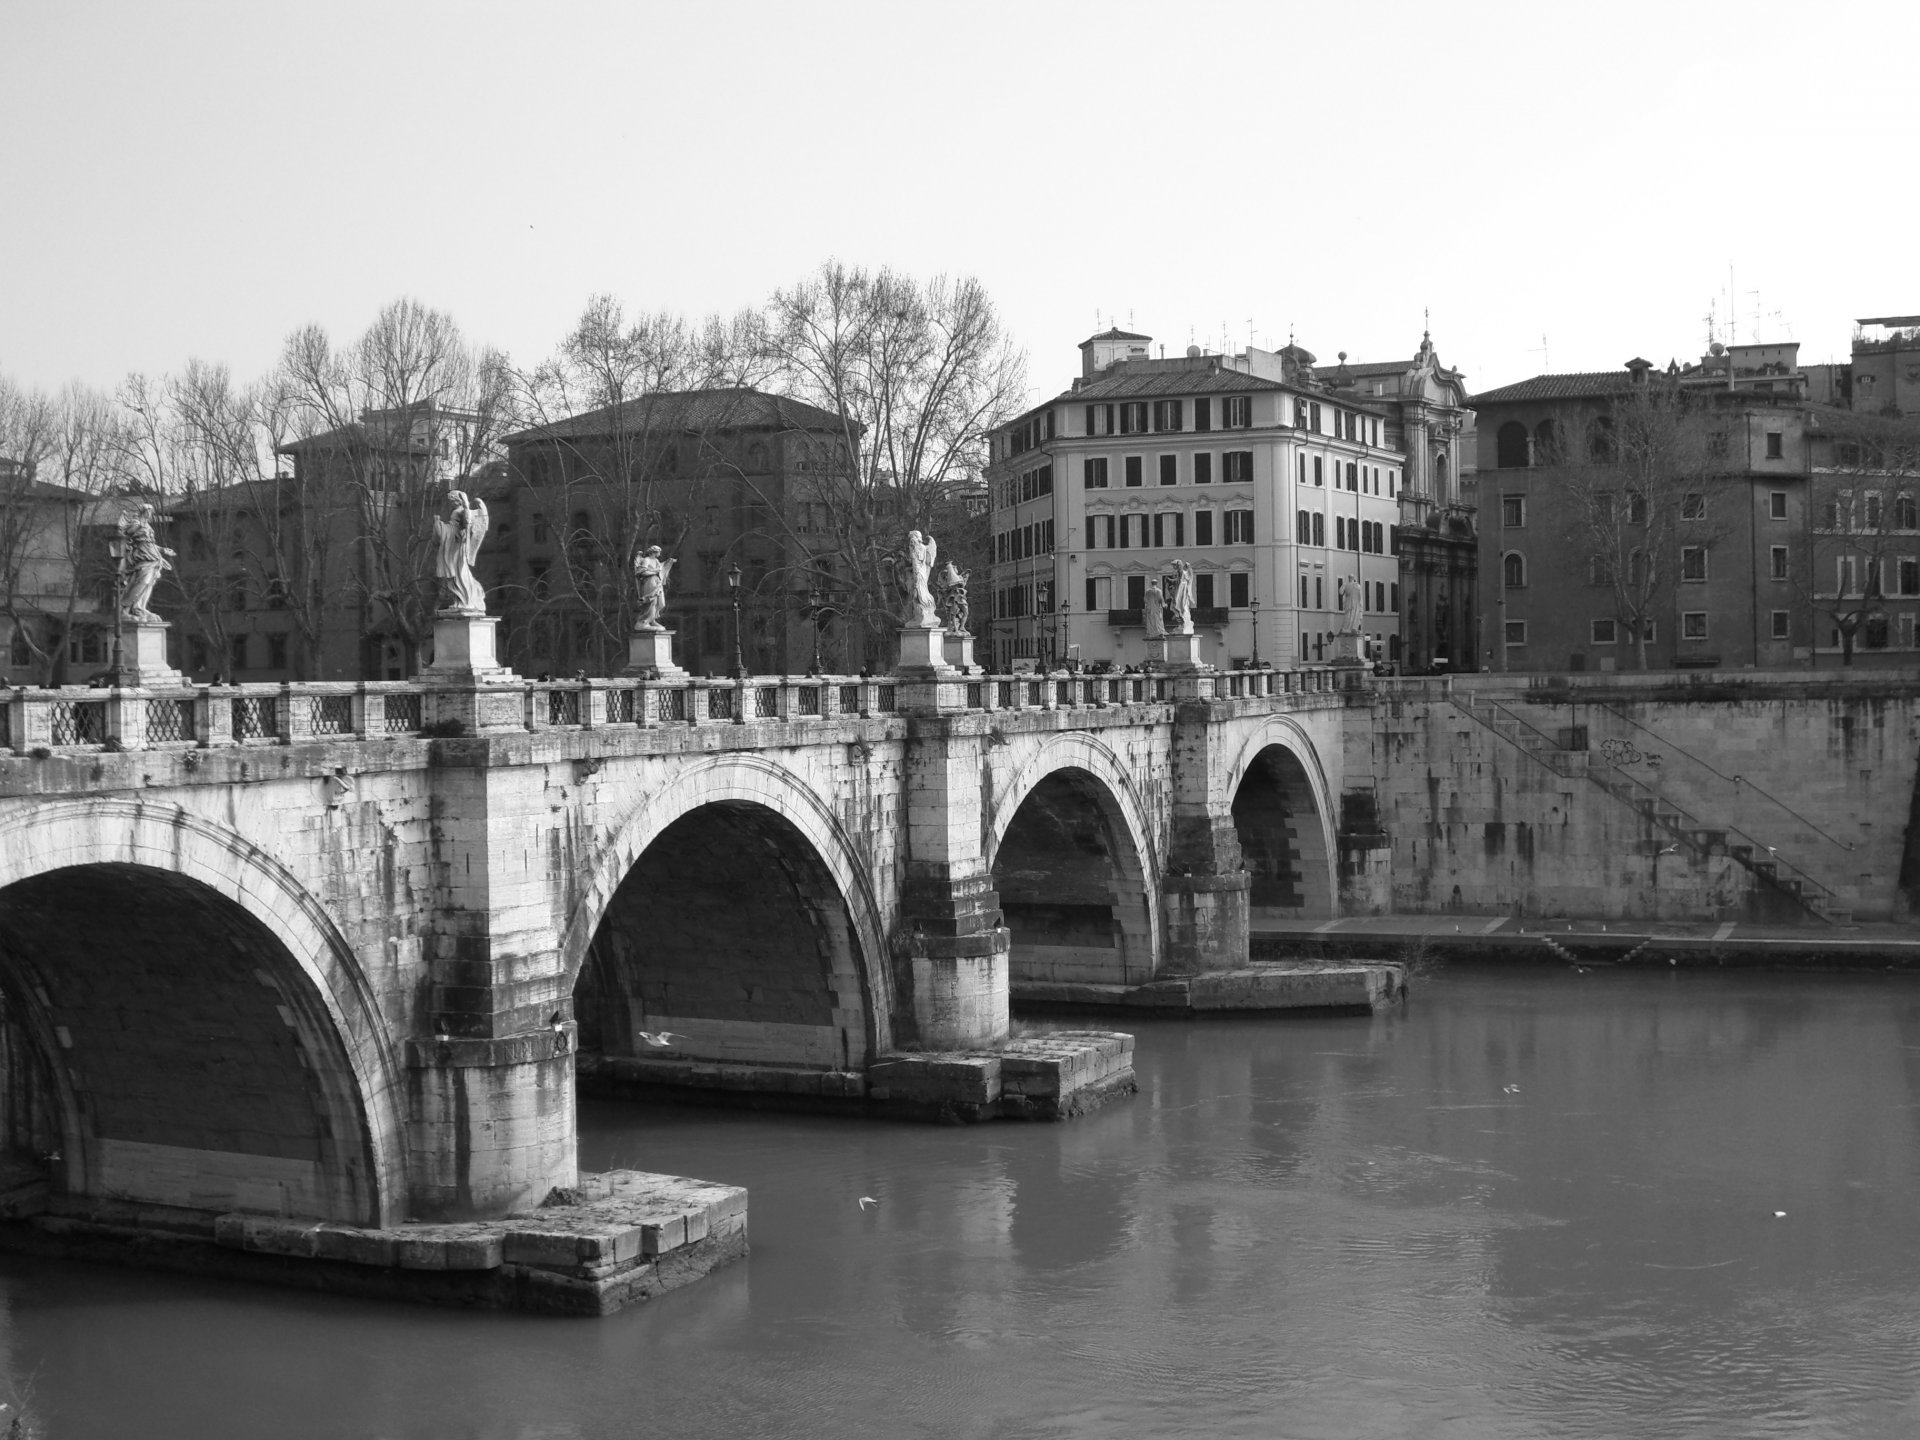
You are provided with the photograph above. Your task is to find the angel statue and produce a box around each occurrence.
[432,489,489,614]
[904,530,938,627]
[119,502,175,623]
[1168,560,1196,635]
[936,559,970,632]
[1141,576,1167,640]
[632,544,676,631]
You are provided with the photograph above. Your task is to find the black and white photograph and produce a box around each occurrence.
[2,1,1920,1435]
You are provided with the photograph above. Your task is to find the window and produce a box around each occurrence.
[1681,492,1705,519]
[1224,396,1251,428]
[1085,576,1110,612]
[186,634,208,673]
[1312,456,1323,487]
[1224,510,1255,544]
[1770,491,1788,520]
[1503,552,1526,588]
[1501,494,1525,527]
[230,634,249,672]
[1335,517,1347,550]
[1682,611,1708,640]
[1296,509,1311,544]
[1770,545,1789,580]
[1899,494,1918,530]
[1125,574,1147,610]
[267,633,289,670]
[1346,462,1358,491]
[1496,422,1529,468]
[1223,451,1253,483]
[1123,456,1144,487]
[1193,398,1212,432]
[1628,492,1647,524]
[1903,558,1919,596]
[1681,546,1707,581]
[1838,556,1856,595]
[1119,402,1148,434]
[1867,493,1884,529]
[1195,511,1214,546]
[1591,618,1618,645]
[1085,404,1114,436]
[1084,457,1109,489]
[1193,453,1212,484]
[1195,572,1215,607]
[1505,620,1527,645]
[1311,513,1325,546]
[1766,431,1783,460]
[1159,455,1178,486]
[1707,430,1729,460]
[1771,610,1790,640]
[1152,512,1184,547]
[1228,571,1250,607]
[1152,400,1183,432]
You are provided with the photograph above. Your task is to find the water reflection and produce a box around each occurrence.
[4,965,1920,1438]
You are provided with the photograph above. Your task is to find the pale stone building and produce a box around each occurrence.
[983,327,1465,672]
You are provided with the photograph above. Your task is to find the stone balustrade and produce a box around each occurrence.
[0,665,1364,754]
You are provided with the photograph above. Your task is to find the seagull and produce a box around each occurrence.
[1658,845,1679,855]
[1773,1210,1786,1218]
[1502,1084,1520,1094]
[858,1196,879,1210]
[637,1030,682,1048]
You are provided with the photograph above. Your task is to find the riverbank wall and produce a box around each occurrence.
[1348,672,1920,925]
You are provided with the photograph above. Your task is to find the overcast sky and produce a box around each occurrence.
[4,0,1915,404]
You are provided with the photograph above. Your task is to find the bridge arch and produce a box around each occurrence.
[987,731,1161,985]
[0,800,403,1226]
[562,755,892,1071]
[1223,717,1339,919]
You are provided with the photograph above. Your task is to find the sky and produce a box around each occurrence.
[4,0,1917,406]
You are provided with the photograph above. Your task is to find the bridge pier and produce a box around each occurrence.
[405,1031,575,1222]
[1163,701,1252,973]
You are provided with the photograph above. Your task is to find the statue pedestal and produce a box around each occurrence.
[941,630,975,670]
[624,628,686,678]
[117,618,184,687]
[1146,632,1209,672]
[1330,630,1365,662]
[423,610,517,683]
[896,625,950,672]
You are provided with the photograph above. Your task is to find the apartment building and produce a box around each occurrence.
[983,327,1422,672]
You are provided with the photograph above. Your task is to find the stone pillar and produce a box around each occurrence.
[405,749,577,1219]
[624,628,686,678]
[1161,700,1250,973]
[897,716,1010,1049]
[1146,632,1209,672]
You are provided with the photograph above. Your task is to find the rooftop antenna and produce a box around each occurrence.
[1727,263,1737,346]
[1703,298,1718,347]
[1528,334,1550,372]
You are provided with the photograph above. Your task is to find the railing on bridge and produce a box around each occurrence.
[0,663,1361,755]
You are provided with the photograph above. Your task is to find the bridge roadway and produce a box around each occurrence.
[0,662,1362,1261]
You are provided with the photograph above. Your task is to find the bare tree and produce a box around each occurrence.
[1559,378,1720,670]
[764,263,1024,665]
[504,297,769,673]
[278,298,513,674]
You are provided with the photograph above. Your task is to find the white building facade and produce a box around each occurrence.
[984,328,1406,671]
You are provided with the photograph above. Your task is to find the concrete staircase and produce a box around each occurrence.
[1450,694,1852,925]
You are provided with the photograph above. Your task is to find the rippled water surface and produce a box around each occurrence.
[7,965,1920,1439]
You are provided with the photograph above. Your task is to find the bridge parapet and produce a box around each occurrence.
[0,665,1364,757]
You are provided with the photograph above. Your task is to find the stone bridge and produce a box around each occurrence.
[0,663,1364,1241]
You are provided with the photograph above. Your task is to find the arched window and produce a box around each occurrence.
[1503,552,1527,588]
[1587,416,1616,463]
[1496,422,1529,468]
[1533,419,1560,465]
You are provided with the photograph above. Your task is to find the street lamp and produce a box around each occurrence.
[1059,598,1073,671]
[807,586,825,676]
[727,562,746,679]
[1250,593,1261,668]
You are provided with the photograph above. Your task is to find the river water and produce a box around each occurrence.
[5,964,1920,1439]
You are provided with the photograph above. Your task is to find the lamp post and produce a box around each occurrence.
[106,528,127,686]
[1250,593,1261,668]
[1059,598,1073,670]
[808,586,825,676]
[727,562,746,679]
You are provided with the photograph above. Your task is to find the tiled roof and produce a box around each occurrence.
[503,387,849,445]
[276,422,432,456]
[1469,371,1636,405]
[1080,327,1153,344]
[1063,368,1290,402]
